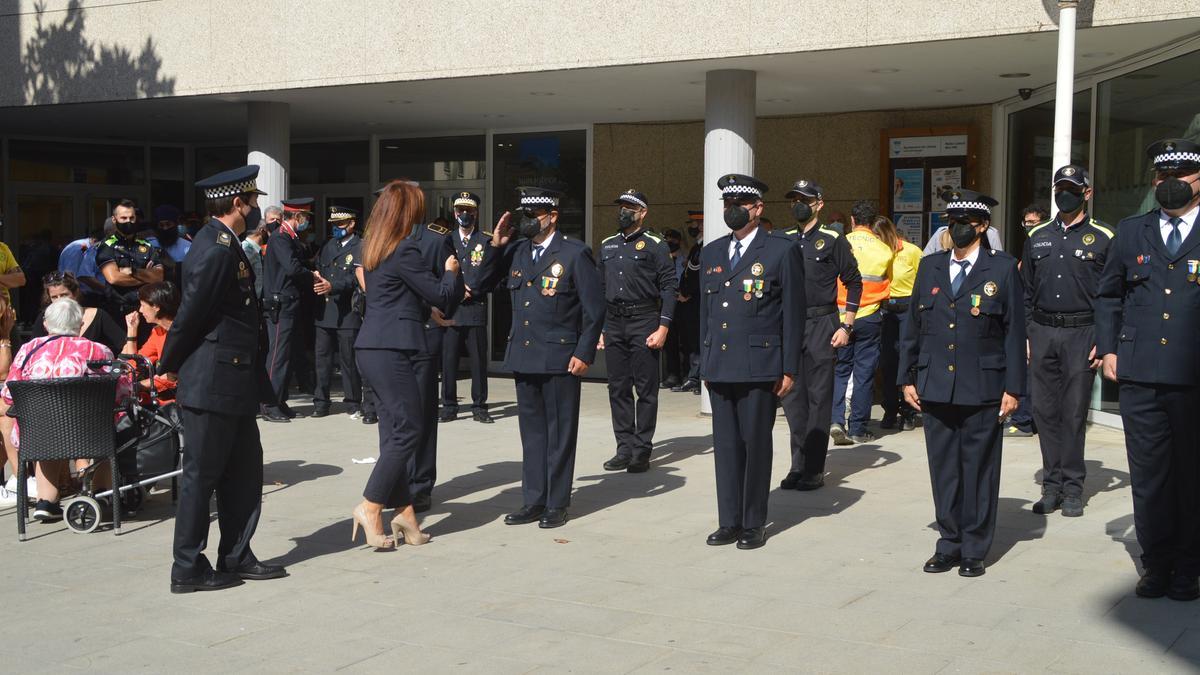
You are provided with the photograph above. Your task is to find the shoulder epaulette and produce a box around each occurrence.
[783,227,799,235]
[602,234,620,243]
[642,231,663,244]
[103,235,119,245]
[427,222,449,235]
[1089,219,1114,239]
[216,231,233,247]
[481,230,493,238]
[818,226,841,238]
[1027,222,1050,237]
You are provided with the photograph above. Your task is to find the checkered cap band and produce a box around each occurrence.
[329,210,355,221]
[1155,151,1200,165]
[947,201,992,214]
[618,195,647,209]
[204,179,258,199]
[721,185,762,198]
[520,195,559,207]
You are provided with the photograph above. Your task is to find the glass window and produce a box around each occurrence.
[194,145,246,208]
[1004,90,1092,251]
[379,136,486,183]
[150,146,185,211]
[489,129,588,360]
[9,140,145,185]
[291,141,369,185]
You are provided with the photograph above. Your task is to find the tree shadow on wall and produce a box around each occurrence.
[22,0,174,105]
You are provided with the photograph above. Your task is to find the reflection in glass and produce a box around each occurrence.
[379,136,485,183]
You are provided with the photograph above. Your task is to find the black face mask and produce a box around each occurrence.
[456,212,476,228]
[617,208,637,231]
[244,206,262,231]
[518,213,544,239]
[1054,189,1086,215]
[792,202,814,224]
[949,220,980,249]
[1156,177,1199,211]
[724,205,750,230]
[667,240,681,252]
[156,226,178,245]
[116,221,138,237]
[687,226,700,238]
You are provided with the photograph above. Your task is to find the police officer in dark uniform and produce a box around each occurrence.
[95,198,166,322]
[160,165,286,593]
[598,189,677,474]
[312,205,364,418]
[701,174,805,550]
[262,198,318,422]
[439,191,494,424]
[1096,138,1200,602]
[1021,165,1113,517]
[899,190,1025,578]
[673,211,704,393]
[482,186,605,528]
[778,179,862,491]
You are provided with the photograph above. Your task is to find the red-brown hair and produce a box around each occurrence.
[363,180,425,271]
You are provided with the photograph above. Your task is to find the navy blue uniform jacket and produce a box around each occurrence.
[897,248,1026,405]
[355,237,464,353]
[449,228,492,327]
[698,230,805,383]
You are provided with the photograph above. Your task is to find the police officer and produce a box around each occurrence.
[262,198,318,422]
[701,174,805,550]
[673,211,704,394]
[1021,165,1112,518]
[160,165,286,593]
[311,205,364,418]
[779,179,861,491]
[898,190,1025,578]
[95,198,165,322]
[1096,138,1200,602]
[598,189,677,474]
[439,191,494,424]
[483,186,605,528]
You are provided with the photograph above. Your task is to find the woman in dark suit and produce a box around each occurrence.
[352,180,464,548]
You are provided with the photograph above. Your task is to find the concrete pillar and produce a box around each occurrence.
[247,102,290,209]
[1050,0,1079,218]
[701,69,757,414]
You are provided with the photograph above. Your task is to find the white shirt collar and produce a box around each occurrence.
[532,231,556,258]
[950,245,981,270]
[728,225,759,258]
[1160,204,1200,230]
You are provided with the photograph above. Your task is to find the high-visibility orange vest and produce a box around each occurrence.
[837,227,893,318]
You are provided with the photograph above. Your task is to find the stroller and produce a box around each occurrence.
[62,355,184,534]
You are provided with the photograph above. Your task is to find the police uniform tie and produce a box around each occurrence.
[951,259,971,295]
[533,244,544,265]
[730,240,743,268]
[1167,217,1183,255]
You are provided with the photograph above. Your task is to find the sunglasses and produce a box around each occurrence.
[43,271,76,285]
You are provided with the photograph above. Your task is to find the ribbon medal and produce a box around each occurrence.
[540,276,559,296]
[1188,260,1199,283]
[742,279,754,301]
[970,294,982,316]
[470,244,484,266]
[753,279,765,298]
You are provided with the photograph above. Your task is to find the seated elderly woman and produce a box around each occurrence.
[125,281,179,402]
[1,297,132,521]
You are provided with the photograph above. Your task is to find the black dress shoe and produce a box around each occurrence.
[706,526,741,546]
[779,471,803,490]
[473,410,494,424]
[362,413,378,425]
[660,377,681,390]
[923,553,961,573]
[412,495,432,514]
[626,457,650,473]
[900,416,916,431]
[310,407,330,419]
[796,474,825,491]
[504,505,546,525]
[1060,495,1084,518]
[603,455,631,471]
[262,407,290,423]
[1032,492,1062,515]
[218,561,288,581]
[879,415,897,429]
[170,570,244,594]
[736,527,766,550]
[675,380,700,393]
[1136,569,1170,598]
[1168,574,1200,601]
[280,403,306,419]
[538,508,568,528]
[439,409,457,423]
[959,558,986,577]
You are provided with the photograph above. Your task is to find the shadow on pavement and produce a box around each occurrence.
[262,460,343,496]
[767,444,901,539]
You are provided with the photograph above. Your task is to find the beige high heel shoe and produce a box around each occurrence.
[351,505,395,549]
[391,511,431,547]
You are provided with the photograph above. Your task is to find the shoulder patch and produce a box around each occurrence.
[783,227,799,235]
[427,222,449,235]
[480,230,494,238]
[103,235,119,245]
[642,231,663,244]
[1027,223,1050,237]
[1089,220,1114,239]
[818,226,841,238]
[217,231,232,246]
[602,234,620,243]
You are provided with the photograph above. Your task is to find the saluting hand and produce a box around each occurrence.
[492,212,513,247]
[903,384,922,412]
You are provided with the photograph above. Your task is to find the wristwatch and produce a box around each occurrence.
[839,323,855,335]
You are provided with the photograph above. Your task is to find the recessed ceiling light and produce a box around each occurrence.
[764,98,791,103]
[386,99,413,105]
[384,145,399,150]
[999,72,1031,78]
[870,68,900,74]
[529,91,555,96]
[936,88,963,93]
[1081,51,1114,58]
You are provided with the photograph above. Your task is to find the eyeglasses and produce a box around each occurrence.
[42,271,76,285]
[1022,218,1042,226]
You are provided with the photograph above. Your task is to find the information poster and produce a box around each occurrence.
[893,168,924,212]
[895,214,923,244]
[929,167,962,212]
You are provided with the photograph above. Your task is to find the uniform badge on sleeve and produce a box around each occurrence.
[983,281,998,297]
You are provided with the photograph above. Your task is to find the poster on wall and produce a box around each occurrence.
[893,168,924,212]
[929,167,963,212]
[895,214,923,244]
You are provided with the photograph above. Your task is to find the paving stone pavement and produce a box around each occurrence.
[4,378,1199,673]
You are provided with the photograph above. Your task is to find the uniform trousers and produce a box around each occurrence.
[172,407,263,579]
[440,324,489,412]
[605,311,661,461]
[313,327,361,410]
[676,301,700,383]
[708,381,776,530]
[922,401,1003,560]
[662,323,683,383]
[1028,322,1095,497]
[831,312,882,435]
[1119,383,1200,576]
[781,313,837,475]
[266,305,300,405]
[514,372,581,509]
[358,354,377,418]
[358,348,422,508]
[409,352,440,500]
[879,304,918,422]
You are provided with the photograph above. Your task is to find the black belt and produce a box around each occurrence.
[607,300,658,317]
[885,298,910,313]
[1032,309,1094,328]
[807,304,837,319]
